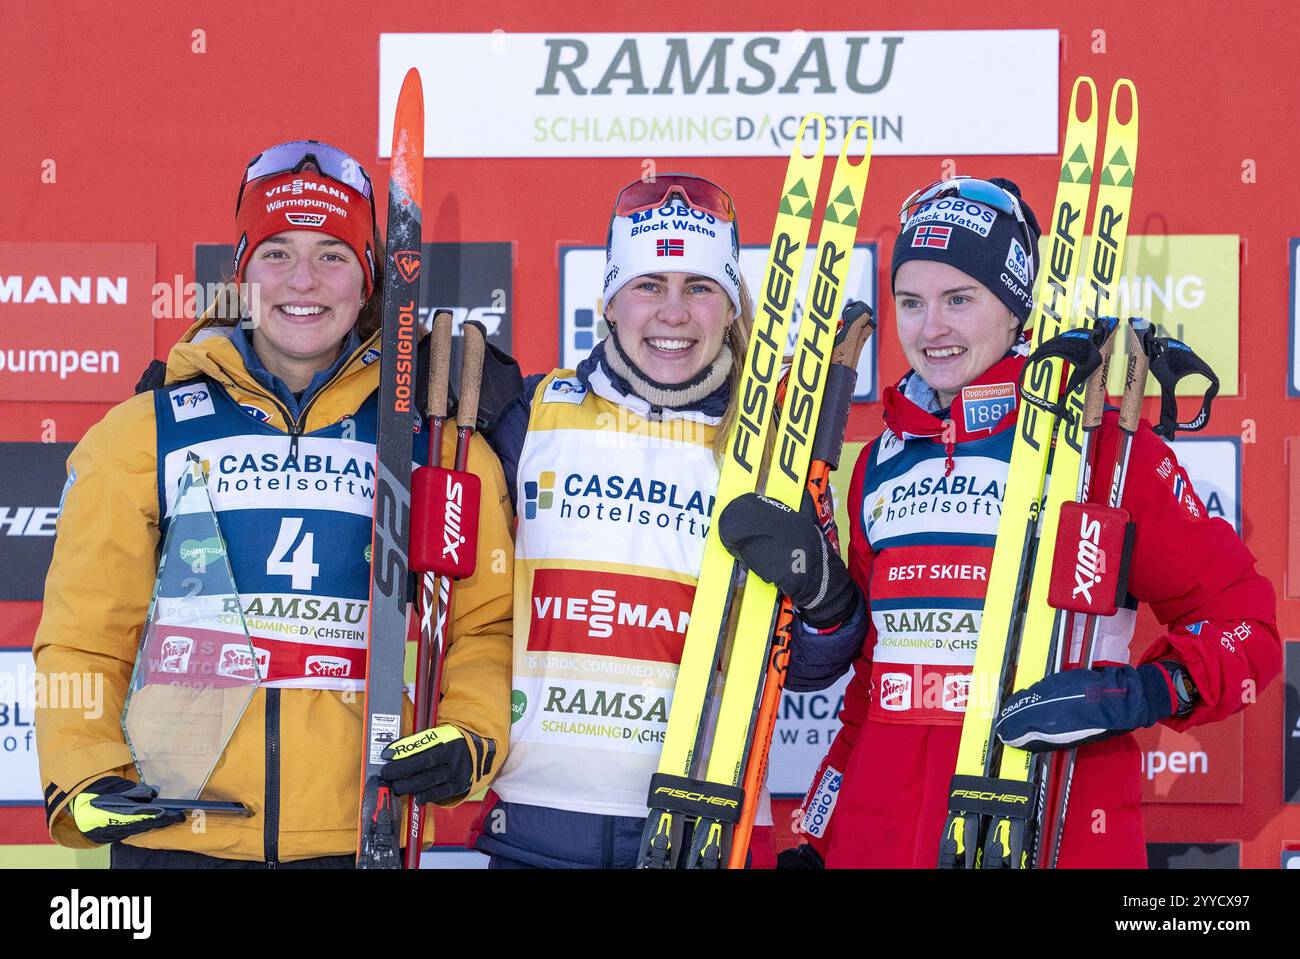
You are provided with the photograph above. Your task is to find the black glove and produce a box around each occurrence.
[71,776,186,844]
[380,724,476,805]
[777,843,825,869]
[995,661,1191,752]
[718,493,859,628]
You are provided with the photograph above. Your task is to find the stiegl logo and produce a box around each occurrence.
[50,889,151,939]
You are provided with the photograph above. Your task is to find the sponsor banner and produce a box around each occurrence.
[1286,641,1300,803]
[860,455,1007,545]
[875,546,992,601]
[1290,239,1299,396]
[559,241,879,401]
[1134,713,1242,804]
[517,432,717,573]
[0,650,43,804]
[871,609,982,667]
[380,31,1058,157]
[767,672,850,795]
[512,674,670,755]
[1163,436,1241,532]
[1146,842,1240,869]
[1049,235,1240,398]
[527,568,693,663]
[195,242,514,353]
[160,435,377,518]
[0,442,75,600]
[0,242,155,403]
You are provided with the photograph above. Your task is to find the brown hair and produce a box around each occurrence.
[209,223,384,343]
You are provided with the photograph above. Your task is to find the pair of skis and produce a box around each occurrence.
[357,68,486,869]
[639,115,874,869]
[940,75,1141,869]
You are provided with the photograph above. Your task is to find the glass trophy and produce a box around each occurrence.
[121,453,256,812]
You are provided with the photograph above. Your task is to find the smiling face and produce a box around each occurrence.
[605,271,735,384]
[242,230,366,392]
[894,259,1021,409]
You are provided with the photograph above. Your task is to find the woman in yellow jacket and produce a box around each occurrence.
[34,140,513,867]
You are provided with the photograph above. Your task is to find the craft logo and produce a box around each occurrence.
[159,636,194,673]
[911,224,952,249]
[523,471,557,519]
[392,250,421,283]
[527,568,693,662]
[942,674,969,712]
[879,671,912,711]
[217,644,269,680]
[285,213,328,228]
[657,238,685,257]
[960,382,1016,433]
[1006,238,1031,286]
[306,655,352,678]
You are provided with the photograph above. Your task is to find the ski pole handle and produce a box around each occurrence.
[457,320,487,437]
[1081,316,1121,431]
[1146,332,1219,438]
[428,311,453,422]
[1119,318,1154,434]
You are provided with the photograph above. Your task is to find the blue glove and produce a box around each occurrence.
[995,662,1189,752]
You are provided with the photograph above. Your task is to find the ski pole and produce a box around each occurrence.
[404,318,487,868]
[403,310,453,869]
[1039,318,1217,867]
[726,301,875,870]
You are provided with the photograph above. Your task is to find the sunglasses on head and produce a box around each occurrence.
[899,176,1036,274]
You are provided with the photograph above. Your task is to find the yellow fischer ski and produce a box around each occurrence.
[688,123,873,869]
[984,80,1138,868]
[939,77,1101,870]
[638,115,826,869]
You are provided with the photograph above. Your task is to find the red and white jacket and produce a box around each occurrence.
[800,353,1280,868]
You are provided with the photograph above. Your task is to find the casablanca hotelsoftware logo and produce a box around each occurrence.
[524,471,557,519]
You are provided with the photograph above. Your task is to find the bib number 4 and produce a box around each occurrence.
[267,517,321,590]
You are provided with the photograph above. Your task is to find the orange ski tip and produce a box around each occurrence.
[390,68,425,207]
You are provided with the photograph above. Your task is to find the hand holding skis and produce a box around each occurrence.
[718,492,860,628]
[995,660,1194,751]
[381,724,475,805]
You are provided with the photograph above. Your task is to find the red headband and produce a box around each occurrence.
[234,171,376,296]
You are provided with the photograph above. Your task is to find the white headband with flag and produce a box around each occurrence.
[603,202,742,314]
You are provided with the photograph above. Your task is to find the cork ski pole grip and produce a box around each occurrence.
[457,320,487,432]
[428,310,453,420]
[1119,317,1153,434]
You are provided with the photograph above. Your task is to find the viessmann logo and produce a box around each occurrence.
[527,568,694,663]
[523,469,715,540]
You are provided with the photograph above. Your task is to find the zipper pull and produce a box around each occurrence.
[288,421,302,461]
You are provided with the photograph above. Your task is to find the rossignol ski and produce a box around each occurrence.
[639,117,872,869]
[357,66,424,870]
[940,76,1140,869]
[726,300,876,869]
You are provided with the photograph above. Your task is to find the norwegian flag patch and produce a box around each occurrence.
[912,225,952,249]
[656,238,685,257]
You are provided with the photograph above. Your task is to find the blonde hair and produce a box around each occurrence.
[712,277,756,462]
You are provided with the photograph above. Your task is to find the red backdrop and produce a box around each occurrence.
[2,1,1296,867]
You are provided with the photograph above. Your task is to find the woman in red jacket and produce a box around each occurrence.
[769,176,1279,868]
